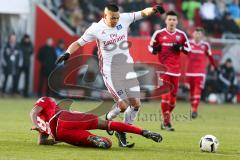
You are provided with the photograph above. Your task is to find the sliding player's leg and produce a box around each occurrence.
[57,127,112,149]
[97,119,162,144]
[105,100,128,135]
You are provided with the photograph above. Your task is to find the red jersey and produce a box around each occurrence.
[149,28,191,76]
[186,40,215,76]
[33,97,60,135]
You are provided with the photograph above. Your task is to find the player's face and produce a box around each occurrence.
[165,15,178,31]
[226,62,232,68]
[9,35,17,44]
[193,31,203,41]
[104,10,120,27]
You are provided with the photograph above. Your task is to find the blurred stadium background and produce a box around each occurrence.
[0,0,240,103]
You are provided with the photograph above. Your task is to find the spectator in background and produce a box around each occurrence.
[19,34,33,97]
[54,39,65,95]
[227,0,240,20]
[222,12,240,34]
[151,23,162,35]
[218,58,238,103]
[202,65,219,101]
[37,38,56,97]
[181,0,201,22]
[55,39,65,61]
[58,0,82,31]
[200,0,219,34]
[139,21,151,37]
[1,34,23,96]
[216,0,227,18]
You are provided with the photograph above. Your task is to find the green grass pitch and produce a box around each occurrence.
[0,98,239,160]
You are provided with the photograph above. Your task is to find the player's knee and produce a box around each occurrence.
[117,101,128,112]
[161,94,170,101]
[169,97,176,106]
[129,99,141,108]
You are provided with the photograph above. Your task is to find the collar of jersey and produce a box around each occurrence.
[164,28,177,35]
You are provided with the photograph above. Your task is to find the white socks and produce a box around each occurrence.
[123,106,139,124]
[107,103,121,120]
[107,104,140,125]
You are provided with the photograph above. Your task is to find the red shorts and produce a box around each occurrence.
[54,111,99,146]
[186,76,205,98]
[160,74,179,98]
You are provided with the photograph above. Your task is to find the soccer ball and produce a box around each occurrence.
[199,135,219,152]
[208,93,218,104]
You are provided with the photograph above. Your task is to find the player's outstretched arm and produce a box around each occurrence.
[38,132,59,145]
[30,106,43,131]
[141,5,165,17]
[55,41,81,64]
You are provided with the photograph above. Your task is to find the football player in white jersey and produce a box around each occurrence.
[56,4,165,147]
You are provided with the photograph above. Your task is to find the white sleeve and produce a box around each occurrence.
[148,30,161,52]
[121,11,143,25]
[149,30,161,46]
[77,24,97,46]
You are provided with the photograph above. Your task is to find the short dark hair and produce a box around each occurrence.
[166,11,178,17]
[226,58,232,63]
[105,4,119,12]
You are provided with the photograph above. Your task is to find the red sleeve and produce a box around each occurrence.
[205,43,217,69]
[208,54,217,69]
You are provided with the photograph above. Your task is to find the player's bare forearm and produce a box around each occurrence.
[141,5,165,17]
[38,133,59,145]
[39,139,59,145]
[66,41,81,54]
[30,106,42,128]
[30,111,38,128]
[141,7,156,17]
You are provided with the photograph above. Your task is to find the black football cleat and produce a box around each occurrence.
[87,136,112,149]
[161,123,175,131]
[115,132,135,148]
[105,113,114,135]
[191,112,198,119]
[142,130,163,143]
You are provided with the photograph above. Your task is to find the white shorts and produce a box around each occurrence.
[102,69,140,102]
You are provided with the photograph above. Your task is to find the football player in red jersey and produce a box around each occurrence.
[30,97,162,148]
[185,27,217,119]
[149,11,191,131]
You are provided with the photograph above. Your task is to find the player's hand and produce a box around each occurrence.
[152,45,162,55]
[172,43,182,52]
[55,52,70,64]
[153,5,165,14]
[30,126,44,133]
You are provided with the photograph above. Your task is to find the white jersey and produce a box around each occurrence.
[77,12,143,102]
[77,11,142,74]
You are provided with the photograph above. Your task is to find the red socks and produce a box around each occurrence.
[191,98,200,113]
[109,121,142,135]
[161,101,171,125]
